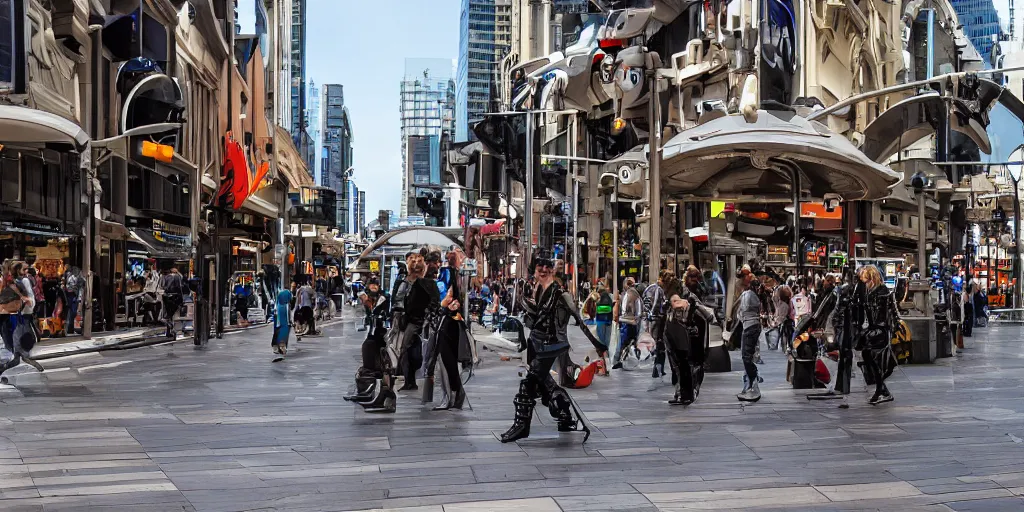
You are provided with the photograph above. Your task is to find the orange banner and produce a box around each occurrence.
[800,203,843,219]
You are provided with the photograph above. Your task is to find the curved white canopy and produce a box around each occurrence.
[348,227,464,270]
[0,105,89,148]
[661,110,901,202]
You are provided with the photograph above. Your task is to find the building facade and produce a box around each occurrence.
[322,83,353,233]
[456,0,511,141]
[290,0,307,144]
[399,58,455,217]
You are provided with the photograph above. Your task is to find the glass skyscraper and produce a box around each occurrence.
[399,58,455,216]
[456,0,511,142]
[307,79,321,181]
[322,84,353,233]
[290,0,307,144]
[951,0,1004,64]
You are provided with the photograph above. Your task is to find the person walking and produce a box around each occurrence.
[500,253,608,443]
[593,283,614,351]
[768,284,793,351]
[158,266,186,338]
[428,247,469,410]
[612,277,641,369]
[856,265,897,405]
[736,268,763,402]
[271,288,293,361]
[396,253,436,392]
[295,276,318,335]
[0,262,43,373]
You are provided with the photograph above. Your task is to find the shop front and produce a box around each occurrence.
[0,105,91,338]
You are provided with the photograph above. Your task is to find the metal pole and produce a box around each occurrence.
[83,165,95,339]
[612,178,618,296]
[648,61,663,285]
[792,168,801,275]
[1015,177,1022,308]
[571,114,579,299]
[918,190,927,279]
[673,203,680,276]
[524,112,534,273]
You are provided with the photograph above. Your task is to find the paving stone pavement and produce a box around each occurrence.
[0,308,1022,512]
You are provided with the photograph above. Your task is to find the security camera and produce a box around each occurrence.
[823,193,843,212]
[618,164,642,185]
[910,170,929,191]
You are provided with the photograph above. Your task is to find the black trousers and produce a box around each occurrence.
[400,323,423,384]
[963,303,974,337]
[861,348,890,397]
[521,350,572,420]
[436,320,463,393]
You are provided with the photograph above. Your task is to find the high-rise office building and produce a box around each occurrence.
[951,0,1004,63]
[307,79,321,180]
[348,181,361,235]
[399,58,455,218]
[322,84,354,233]
[290,0,307,145]
[357,190,366,236]
[456,0,511,141]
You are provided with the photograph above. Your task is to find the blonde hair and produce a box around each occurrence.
[858,265,883,289]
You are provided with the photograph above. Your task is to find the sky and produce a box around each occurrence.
[306,0,461,219]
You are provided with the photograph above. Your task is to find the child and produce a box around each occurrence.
[272,289,292,361]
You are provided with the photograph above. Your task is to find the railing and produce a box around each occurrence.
[987,308,1024,324]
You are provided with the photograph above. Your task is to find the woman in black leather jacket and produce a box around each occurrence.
[500,254,608,443]
[856,265,896,405]
[661,269,716,406]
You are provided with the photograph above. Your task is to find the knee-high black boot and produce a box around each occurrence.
[665,345,685,405]
[344,373,378,402]
[549,388,577,432]
[500,380,535,443]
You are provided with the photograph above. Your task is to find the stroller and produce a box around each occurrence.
[789,287,841,389]
[315,291,335,322]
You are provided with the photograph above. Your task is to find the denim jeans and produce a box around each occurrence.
[614,323,638,363]
[595,321,612,350]
[740,323,761,384]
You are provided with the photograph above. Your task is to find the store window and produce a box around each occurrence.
[0,0,17,90]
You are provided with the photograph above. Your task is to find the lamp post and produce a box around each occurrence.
[1008,146,1023,309]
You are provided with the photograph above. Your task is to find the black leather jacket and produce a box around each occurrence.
[857,283,892,348]
[521,281,605,356]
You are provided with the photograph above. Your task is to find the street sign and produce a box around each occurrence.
[369,260,380,272]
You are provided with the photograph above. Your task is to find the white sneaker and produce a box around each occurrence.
[647,375,668,392]
[737,381,761,402]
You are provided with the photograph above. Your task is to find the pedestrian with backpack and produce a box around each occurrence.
[158,266,187,338]
[593,283,614,350]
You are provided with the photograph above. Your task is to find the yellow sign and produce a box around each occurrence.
[600,229,613,247]
[711,201,726,218]
[369,260,380,272]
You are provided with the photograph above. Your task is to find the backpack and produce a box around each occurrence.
[596,293,613,315]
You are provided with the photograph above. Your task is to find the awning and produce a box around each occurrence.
[661,110,901,202]
[97,219,130,240]
[878,184,940,212]
[242,194,279,219]
[128,228,192,260]
[0,105,89,148]
[861,93,945,163]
